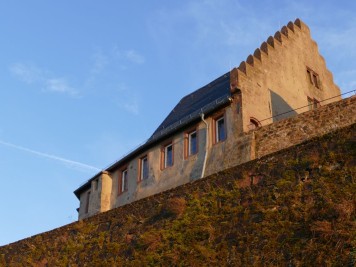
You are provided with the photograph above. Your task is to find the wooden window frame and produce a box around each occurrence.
[212,113,227,144]
[138,155,149,182]
[161,142,174,169]
[184,128,198,159]
[118,167,128,195]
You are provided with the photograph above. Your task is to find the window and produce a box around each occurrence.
[93,179,98,190]
[184,129,198,158]
[119,169,128,194]
[85,191,91,214]
[307,68,320,88]
[139,156,149,181]
[214,115,226,144]
[307,97,320,110]
[249,117,261,130]
[188,130,198,156]
[161,143,173,169]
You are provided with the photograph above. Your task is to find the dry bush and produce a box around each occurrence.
[164,197,187,218]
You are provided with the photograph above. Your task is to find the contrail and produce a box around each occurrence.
[0,139,101,172]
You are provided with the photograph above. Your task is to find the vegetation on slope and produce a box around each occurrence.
[1,124,355,266]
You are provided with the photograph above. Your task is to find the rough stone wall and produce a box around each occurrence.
[1,123,355,266]
[254,96,356,158]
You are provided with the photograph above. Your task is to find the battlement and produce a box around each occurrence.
[230,18,338,96]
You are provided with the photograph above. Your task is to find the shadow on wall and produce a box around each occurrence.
[270,89,298,122]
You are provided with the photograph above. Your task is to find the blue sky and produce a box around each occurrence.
[0,1,355,245]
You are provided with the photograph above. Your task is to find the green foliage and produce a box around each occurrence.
[1,125,355,266]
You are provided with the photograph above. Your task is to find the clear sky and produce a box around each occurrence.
[0,0,355,246]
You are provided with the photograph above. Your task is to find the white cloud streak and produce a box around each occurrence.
[0,140,101,173]
[115,84,140,115]
[113,46,145,65]
[10,63,43,84]
[45,78,78,96]
[124,50,145,64]
[10,63,79,97]
[91,50,109,74]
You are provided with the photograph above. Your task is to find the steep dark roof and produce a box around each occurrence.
[149,72,231,141]
[74,72,231,199]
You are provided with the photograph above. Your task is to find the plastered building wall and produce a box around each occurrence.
[111,103,244,210]
[78,172,112,220]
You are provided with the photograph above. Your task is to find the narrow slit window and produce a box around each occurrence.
[307,67,320,89]
[313,74,319,88]
[313,98,320,109]
[85,191,91,214]
[120,169,128,193]
[307,97,314,111]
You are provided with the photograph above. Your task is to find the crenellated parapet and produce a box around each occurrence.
[230,18,319,94]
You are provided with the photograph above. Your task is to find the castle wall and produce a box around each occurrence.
[231,19,341,132]
[254,96,356,158]
[78,95,355,219]
[2,122,355,266]
[76,19,344,220]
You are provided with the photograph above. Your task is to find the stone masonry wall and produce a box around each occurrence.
[254,95,356,158]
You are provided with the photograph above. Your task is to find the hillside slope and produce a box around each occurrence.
[1,123,355,266]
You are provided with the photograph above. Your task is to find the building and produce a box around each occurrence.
[74,19,341,220]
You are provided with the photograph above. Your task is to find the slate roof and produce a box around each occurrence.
[74,72,231,198]
[149,72,231,141]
